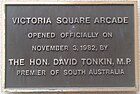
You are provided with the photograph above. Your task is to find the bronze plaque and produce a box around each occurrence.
[2,2,138,92]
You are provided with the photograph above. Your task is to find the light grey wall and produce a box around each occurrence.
[0,0,139,94]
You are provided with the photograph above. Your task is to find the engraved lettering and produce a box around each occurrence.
[53,58,77,66]
[60,32,98,39]
[63,69,86,76]
[29,59,50,66]
[12,17,52,25]
[94,17,129,24]
[82,58,114,66]
[17,70,46,76]
[89,69,125,75]
[56,17,90,25]
[32,45,68,52]
[9,59,25,66]
[28,32,55,39]
[117,58,132,65]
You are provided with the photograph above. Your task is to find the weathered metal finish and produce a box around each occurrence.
[2,2,138,92]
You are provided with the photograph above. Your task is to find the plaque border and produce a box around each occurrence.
[2,1,138,92]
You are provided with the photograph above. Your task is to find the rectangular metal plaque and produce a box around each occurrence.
[2,2,138,92]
